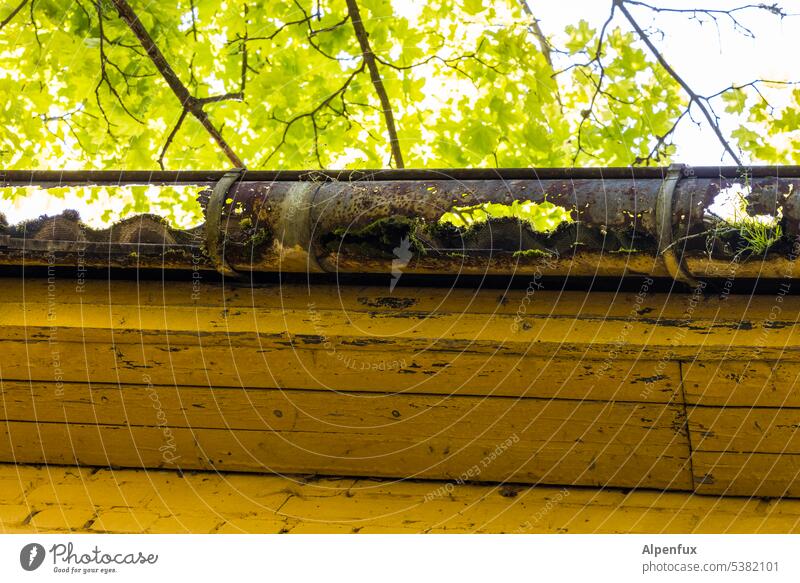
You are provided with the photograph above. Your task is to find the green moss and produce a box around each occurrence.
[325,216,428,256]
[512,249,556,258]
[248,228,272,248]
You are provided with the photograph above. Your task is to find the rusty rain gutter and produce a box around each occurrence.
[2,165,799,283]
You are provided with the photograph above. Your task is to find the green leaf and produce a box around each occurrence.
[722,88,747,114]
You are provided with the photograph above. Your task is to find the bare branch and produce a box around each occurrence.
[344,0,404,168]
[635,107,690,165]
[234,1,312,43]
[188,0,198,41]
[616,0,743,165]
[622,1,785,38]
[198,92,244,105]
[311,14,349,36]
[95,1,144,128]
[109,0,245,168]
[240,3,249,93]
[705,79,800,101]
[29,0,40,47]
[570,6,617,164]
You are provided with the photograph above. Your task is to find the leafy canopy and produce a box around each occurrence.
[0,0,797,225]
[0,0,694,171]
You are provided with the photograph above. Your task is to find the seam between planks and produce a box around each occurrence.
[678,360,697,493]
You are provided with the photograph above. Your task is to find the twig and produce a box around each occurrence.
[158,109,188,170]
[260,63,365,167]
[622,1,785,38]
[344,0,404,168]
[635,107,689,165]
[110,0,245,168]
[570,6,616,164]
[95,1,143,129]
[188,0,198,41]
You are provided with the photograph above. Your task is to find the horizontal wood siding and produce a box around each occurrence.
[0,277,796,495]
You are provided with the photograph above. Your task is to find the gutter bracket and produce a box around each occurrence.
[656,163,698,286]
[206,168,246,278]
[276,182,325,273]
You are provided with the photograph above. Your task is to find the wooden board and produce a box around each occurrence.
[0,381,684,435]
[3,279,800,362]
[0,344,680,402]
[688,407,800,454]
[683,360,800,407]
[0,392,692,489]
[5,463,800,534]
[693,452,800,497]
[7,276,800,496]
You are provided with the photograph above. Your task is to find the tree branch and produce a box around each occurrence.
[615,0,743,165]
[260,63,365,168]
[517,0,553,68]
[622,1,786,38]
[344,0,404,168]
[95,1,143,131]
[0,0,28,29]
[109,0,245,168]
[570,6,616,164]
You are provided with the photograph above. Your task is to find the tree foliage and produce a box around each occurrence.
[0,0,797,192]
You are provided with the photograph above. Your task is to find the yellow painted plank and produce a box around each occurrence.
[683,360,800,407]
[3,279,800,361]
[693,451,800,497]
[1,278,793,321]
[689,407,800,454]
[1,381,685,438]
[0,413,692,489]
[0,349,679,403]
[5,463,800,534]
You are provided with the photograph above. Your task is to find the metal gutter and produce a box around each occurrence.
[1,165,798,283]
[3,165,800,185]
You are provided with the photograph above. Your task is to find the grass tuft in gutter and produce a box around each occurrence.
[706,174,784,258]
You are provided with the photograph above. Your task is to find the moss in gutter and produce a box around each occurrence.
[323,216,429,257]
[247,227,272,248]
[512,249,556,258]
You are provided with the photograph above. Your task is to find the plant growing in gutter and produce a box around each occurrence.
[706,173,783,257]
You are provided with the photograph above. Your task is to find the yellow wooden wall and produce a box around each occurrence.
[0,277,798,497]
